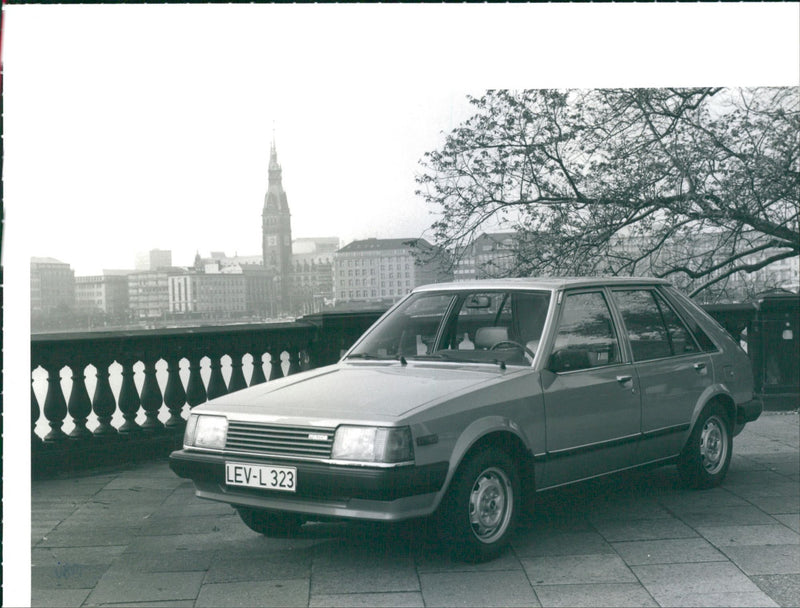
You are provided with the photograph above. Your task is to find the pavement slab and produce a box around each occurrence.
[533,582,658,607]
[84,570,206,605]
[309,591,425,607]
[311,565,420,594]
[24,411,800,607]
[521,554,637,585]
[195,579,310,608]
[721,545,800,575]
[512,530,615,557]
[632,561,778,606]
[752,574,800,608]
[611,537,727,566]
[419,569,540,607]
[592,516,699,542]
[696,524,800,547]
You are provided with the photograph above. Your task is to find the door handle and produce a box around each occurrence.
[693,362,707,374]
[616,375,633,384]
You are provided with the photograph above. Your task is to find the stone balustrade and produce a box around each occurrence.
[31,310,385,477]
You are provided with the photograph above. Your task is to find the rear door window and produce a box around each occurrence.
[550,291,621,371]
[612,290,672,361]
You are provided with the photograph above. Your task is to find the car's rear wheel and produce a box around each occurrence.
[236,507,304,537]
[439,447,519,563]
[678,403,732,489]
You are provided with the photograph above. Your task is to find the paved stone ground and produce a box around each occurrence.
[31,411,799,607]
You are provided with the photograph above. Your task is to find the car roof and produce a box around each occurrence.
[413,276,671,293]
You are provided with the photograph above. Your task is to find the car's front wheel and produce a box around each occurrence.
[236,507,304,537]
[678,403,732,489]
[439,447,519,563]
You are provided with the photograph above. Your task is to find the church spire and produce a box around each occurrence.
[268,129,282,187]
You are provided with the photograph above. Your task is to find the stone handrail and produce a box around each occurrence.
[31,311,385,476]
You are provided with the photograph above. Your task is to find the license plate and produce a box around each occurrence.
[225,462,296,492]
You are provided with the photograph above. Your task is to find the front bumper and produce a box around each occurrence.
[169,449,449,521]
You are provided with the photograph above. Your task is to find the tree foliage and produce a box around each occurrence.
[416,88,799,298]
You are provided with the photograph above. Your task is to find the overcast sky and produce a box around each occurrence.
[3,3,799,604]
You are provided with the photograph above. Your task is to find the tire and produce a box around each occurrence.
[236,507,304,537]
[678,403,732,489]
[438,447,519,563]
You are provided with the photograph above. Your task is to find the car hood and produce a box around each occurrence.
[193,362,513,423]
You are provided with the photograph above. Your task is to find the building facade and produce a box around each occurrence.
[289,237,339,315]
[168,272,247,317]
[74,274,130,318]
[453,232,517,281]
[30,257,75,316]
[333,238,452,306]
[128,270,174,319]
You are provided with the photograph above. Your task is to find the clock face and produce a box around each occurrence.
[267,236,277,246]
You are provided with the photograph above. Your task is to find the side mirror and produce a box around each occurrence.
[549,349,591,373]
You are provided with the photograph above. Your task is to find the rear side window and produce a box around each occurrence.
[613,289,706,360]
[551,291,620,371]
[653,291,700,355]
[660,287,718,352]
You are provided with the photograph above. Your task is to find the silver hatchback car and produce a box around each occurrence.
[170,277,761,561]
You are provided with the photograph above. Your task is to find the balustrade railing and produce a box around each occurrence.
[31,310,385,477]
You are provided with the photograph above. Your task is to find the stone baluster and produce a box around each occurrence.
[32,382,42,446]
[67,360,93,440]
[185,354,207,407]
[140,359,164,432]
[206,354,228,400]
[287,349,301,376]
[164,355,187,429]
[92,358,118,436]
[227,351,247,393]
[250,352,267,386]
[269,350,284,381]
[42,363,68,442]
[117,358,141,433]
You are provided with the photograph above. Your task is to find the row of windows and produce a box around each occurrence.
[337,278,412,288]
[339,258,410,268]
[340,288,411,299]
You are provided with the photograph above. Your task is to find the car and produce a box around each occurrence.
[169,277,761,561]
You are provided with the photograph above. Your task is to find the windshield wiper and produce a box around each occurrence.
[346,353,407,365]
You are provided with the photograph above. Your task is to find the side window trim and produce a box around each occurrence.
[652,289,703,357]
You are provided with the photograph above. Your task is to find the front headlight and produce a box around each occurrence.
[185,414,228,450]
[331,426,414,463]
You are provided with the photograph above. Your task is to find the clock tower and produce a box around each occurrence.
[262,138,293,311]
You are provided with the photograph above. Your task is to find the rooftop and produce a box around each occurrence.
[415,276,671,292]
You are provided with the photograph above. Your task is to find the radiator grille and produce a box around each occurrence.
[225,422,335,459]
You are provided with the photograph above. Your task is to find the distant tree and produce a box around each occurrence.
[416,88,799,298]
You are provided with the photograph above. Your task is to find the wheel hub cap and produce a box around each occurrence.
[700,416,726,473]
[469,468,512,543]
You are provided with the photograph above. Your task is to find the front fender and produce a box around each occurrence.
[429,415,533,511]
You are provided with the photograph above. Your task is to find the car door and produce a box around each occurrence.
[540,289,641,488]
[610,287,713,464]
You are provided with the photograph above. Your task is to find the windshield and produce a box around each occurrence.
[348,290,551,366]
